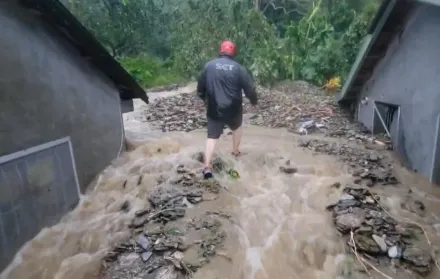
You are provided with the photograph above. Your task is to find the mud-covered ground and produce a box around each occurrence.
[4,82,440,279]
[125,81,438,278]
[100,155,235,279]
[143,81,388,142]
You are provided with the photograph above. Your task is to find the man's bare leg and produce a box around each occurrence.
[204,138,217,168]
[232,125,243,155]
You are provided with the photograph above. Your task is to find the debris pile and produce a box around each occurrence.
[327,187,433,276]
[245,88,342,131]
[298,139,398,186]
[147,84,180,93]
[327,127,393,149]
[142,81,394,148]
[101,158,231,279]
[144,93,207,132]
[247,86,393,147]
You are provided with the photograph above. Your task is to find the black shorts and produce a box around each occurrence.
[207,114,243,139]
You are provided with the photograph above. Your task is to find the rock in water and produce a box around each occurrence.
[136,234,151,251]
[402,247,433,275]
[335,212,364,233]
[279,166,298,174]
[120,200,130,212]
[141,251,153,262]
[372,234,387,253]
[118,253,139,266]
[153,266,178,279]
[354,234,381,254]
[339,193,354,201]
[388,245,402,259]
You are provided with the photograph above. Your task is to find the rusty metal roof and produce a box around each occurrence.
[19,0,149,104]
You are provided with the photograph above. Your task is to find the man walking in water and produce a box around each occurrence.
[197,40,258,179]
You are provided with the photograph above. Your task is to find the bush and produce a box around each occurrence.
[118,55,184,88]
[67,0,379,88]
[169,0,377,86]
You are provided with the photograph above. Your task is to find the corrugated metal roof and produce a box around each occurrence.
[18,0,149,104]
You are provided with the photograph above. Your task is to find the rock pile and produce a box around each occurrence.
[247,86,393,147]
[144,93,207,132]
[327,187,433,276]
[298,139,398,186]
[245,87,341,131]
[142,81,395,148]
[327,127,393,150]
[101,159,230,279]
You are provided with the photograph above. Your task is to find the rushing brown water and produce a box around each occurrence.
[2,85,440,279]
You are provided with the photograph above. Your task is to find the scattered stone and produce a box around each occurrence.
[279,166,298,174]
[298,139,398,186]
[141,251,153,262]
[102,161,229,278]
[143,93,206,132]
[388,245,402,259]
[120,201,130,212]
[118,253,139,266]
[372,234,387,253]
[368,154,379,162]
[335,212,364,234]
[402,247,433,276]
[352,234,381,254]
[339,193,355,201]
[141,82,392,150]
[137,175,143,186]
[401,195,426,217]
[328,187,433,276]
[135,208,150,217]
[136,234,151,251]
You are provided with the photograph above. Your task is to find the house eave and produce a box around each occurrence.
[19,0,149,104]
[338,0,397,104]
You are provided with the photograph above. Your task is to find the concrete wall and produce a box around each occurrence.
[0,1,124,192]
[356,4,440,181]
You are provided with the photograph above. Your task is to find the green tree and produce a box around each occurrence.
[62,0,380,88]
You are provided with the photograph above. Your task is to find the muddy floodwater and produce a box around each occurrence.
[2,86,440,279]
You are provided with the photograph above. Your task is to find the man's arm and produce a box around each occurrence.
[239,66,257,105]
[196,68,207,101]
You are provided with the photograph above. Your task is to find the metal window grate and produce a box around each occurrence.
[373,101,400,138]
[0,137,80,271]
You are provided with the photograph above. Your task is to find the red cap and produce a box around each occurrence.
[219,40,236,56]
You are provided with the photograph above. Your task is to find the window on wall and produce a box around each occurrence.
[372,100,400,138]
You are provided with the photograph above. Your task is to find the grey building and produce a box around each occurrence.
[0,0,148,271]
[338,0,440,185]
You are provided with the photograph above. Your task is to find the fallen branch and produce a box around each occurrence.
[350,231,394,279]
[182,262,194,279]
[350,230,372,278]
[360,256,394,279]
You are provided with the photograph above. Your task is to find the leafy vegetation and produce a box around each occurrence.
[62,0,380,88]
[118,55,184,88]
